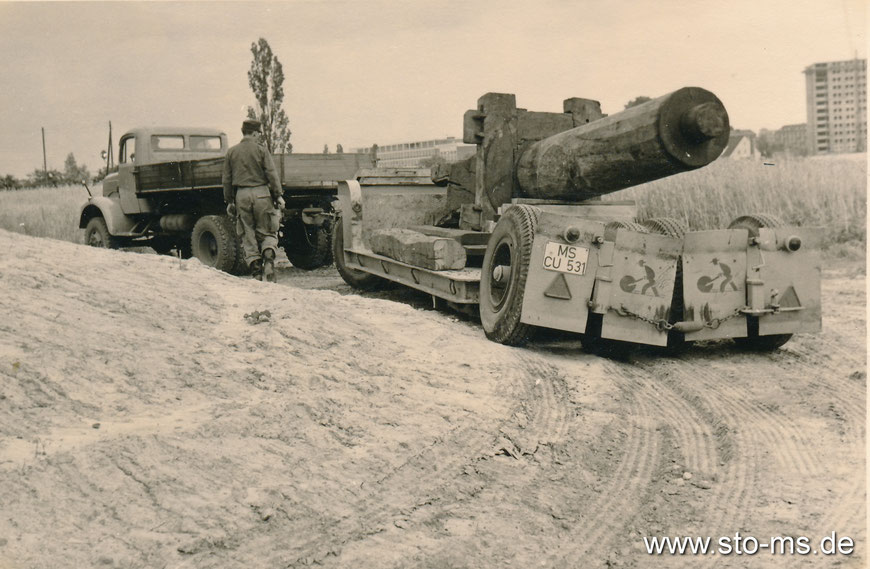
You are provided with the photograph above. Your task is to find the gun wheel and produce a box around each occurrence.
[603,220,649,241]
[332,217,382,291]
[728,213,784,236]
[641,217,688,238]
[639,217,689,347]
[728,213,791,350]
[480,205,541,346]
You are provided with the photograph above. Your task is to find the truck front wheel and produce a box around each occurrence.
[84,217,120,249]
[191,215,239,273]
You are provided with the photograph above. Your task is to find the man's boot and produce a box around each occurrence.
[249,258,262,279]
[262,249,276,283]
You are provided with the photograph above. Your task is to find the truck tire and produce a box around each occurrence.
[85,217,120,249]
[728,213,792,351]
[191,215,238,273]
[231,233,250,275]
[280,217,333,270]
[479,205,541,346]
[332,216,382,290]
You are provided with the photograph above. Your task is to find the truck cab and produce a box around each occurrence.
[104,127,228,215]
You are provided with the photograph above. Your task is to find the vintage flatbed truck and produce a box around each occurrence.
[79,127,373,272]
[332,88,821,351]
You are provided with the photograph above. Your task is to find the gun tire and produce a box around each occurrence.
[728,213,784,236]
[728,213,791,351]
[641,217,688,238]
[604,220,649,241]
[281,217,333,270]
[85,217,120,249]
[191,215,239,273]
[480,205,541,346]
[640,217,690,348]
[332,216,382,291]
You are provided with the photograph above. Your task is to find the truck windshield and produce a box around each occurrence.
[189,136,222,151]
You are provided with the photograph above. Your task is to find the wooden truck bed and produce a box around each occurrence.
[135,153,375,194]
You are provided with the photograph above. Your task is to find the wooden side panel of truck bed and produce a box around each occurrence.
[135,153,375,193]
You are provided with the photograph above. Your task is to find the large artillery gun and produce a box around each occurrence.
[333,88,821,351]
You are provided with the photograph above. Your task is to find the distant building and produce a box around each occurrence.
[759,124,809,157]
[352,137,476,167]
[775,123,809,155]
[722,129,759,160]
[804,58,867,154]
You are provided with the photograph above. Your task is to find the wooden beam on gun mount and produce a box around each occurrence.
[460,93,607,230]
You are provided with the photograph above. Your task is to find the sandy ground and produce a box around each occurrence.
[0,229,865,568]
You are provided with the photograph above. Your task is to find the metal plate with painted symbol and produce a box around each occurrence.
[543,241,589,275]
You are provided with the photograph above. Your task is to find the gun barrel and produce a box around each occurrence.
[516,87,729,201]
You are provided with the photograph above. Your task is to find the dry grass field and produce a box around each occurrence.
[0,184,90,244]
[621,157,867,249]
[0,156,865,254]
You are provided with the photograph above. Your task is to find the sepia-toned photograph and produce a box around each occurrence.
[0,1,865,567]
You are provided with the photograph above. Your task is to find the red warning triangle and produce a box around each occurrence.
[544,273,572,300]
[779,286,800,308]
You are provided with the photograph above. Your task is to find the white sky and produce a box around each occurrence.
[0,0,866,177]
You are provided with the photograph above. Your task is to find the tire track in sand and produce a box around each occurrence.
[554,373,661,561]
[630,356,761,569]
[234,349,577,567]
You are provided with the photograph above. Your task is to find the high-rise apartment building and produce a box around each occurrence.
[804,58,866,154]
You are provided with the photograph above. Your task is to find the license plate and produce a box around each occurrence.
[543,241,589,275]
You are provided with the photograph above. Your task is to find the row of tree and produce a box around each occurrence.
[1,153,97,190]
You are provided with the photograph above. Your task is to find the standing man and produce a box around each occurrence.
[223,119,285,282]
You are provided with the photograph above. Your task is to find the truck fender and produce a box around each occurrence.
[78,197,138,235]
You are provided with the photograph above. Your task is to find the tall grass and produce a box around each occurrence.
[0,185,91,244]
[616,157,866,247]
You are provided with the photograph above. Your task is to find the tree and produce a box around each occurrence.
[63,153,90,184]
[624,96,652,109]
[246,38,292,153]
[323,144,330,154]
[27,168,63,187]
[336,144,343,154]
[0,174,19,191]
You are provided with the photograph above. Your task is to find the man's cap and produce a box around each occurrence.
[242,119,262,132]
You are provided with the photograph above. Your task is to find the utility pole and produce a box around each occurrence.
[41,127,47,174]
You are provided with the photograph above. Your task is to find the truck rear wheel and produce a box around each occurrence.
[280,217,333,270]
[85,217,120,249]
[480,205,540,346]
[191,215,239,273]
[332,217,382,290]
